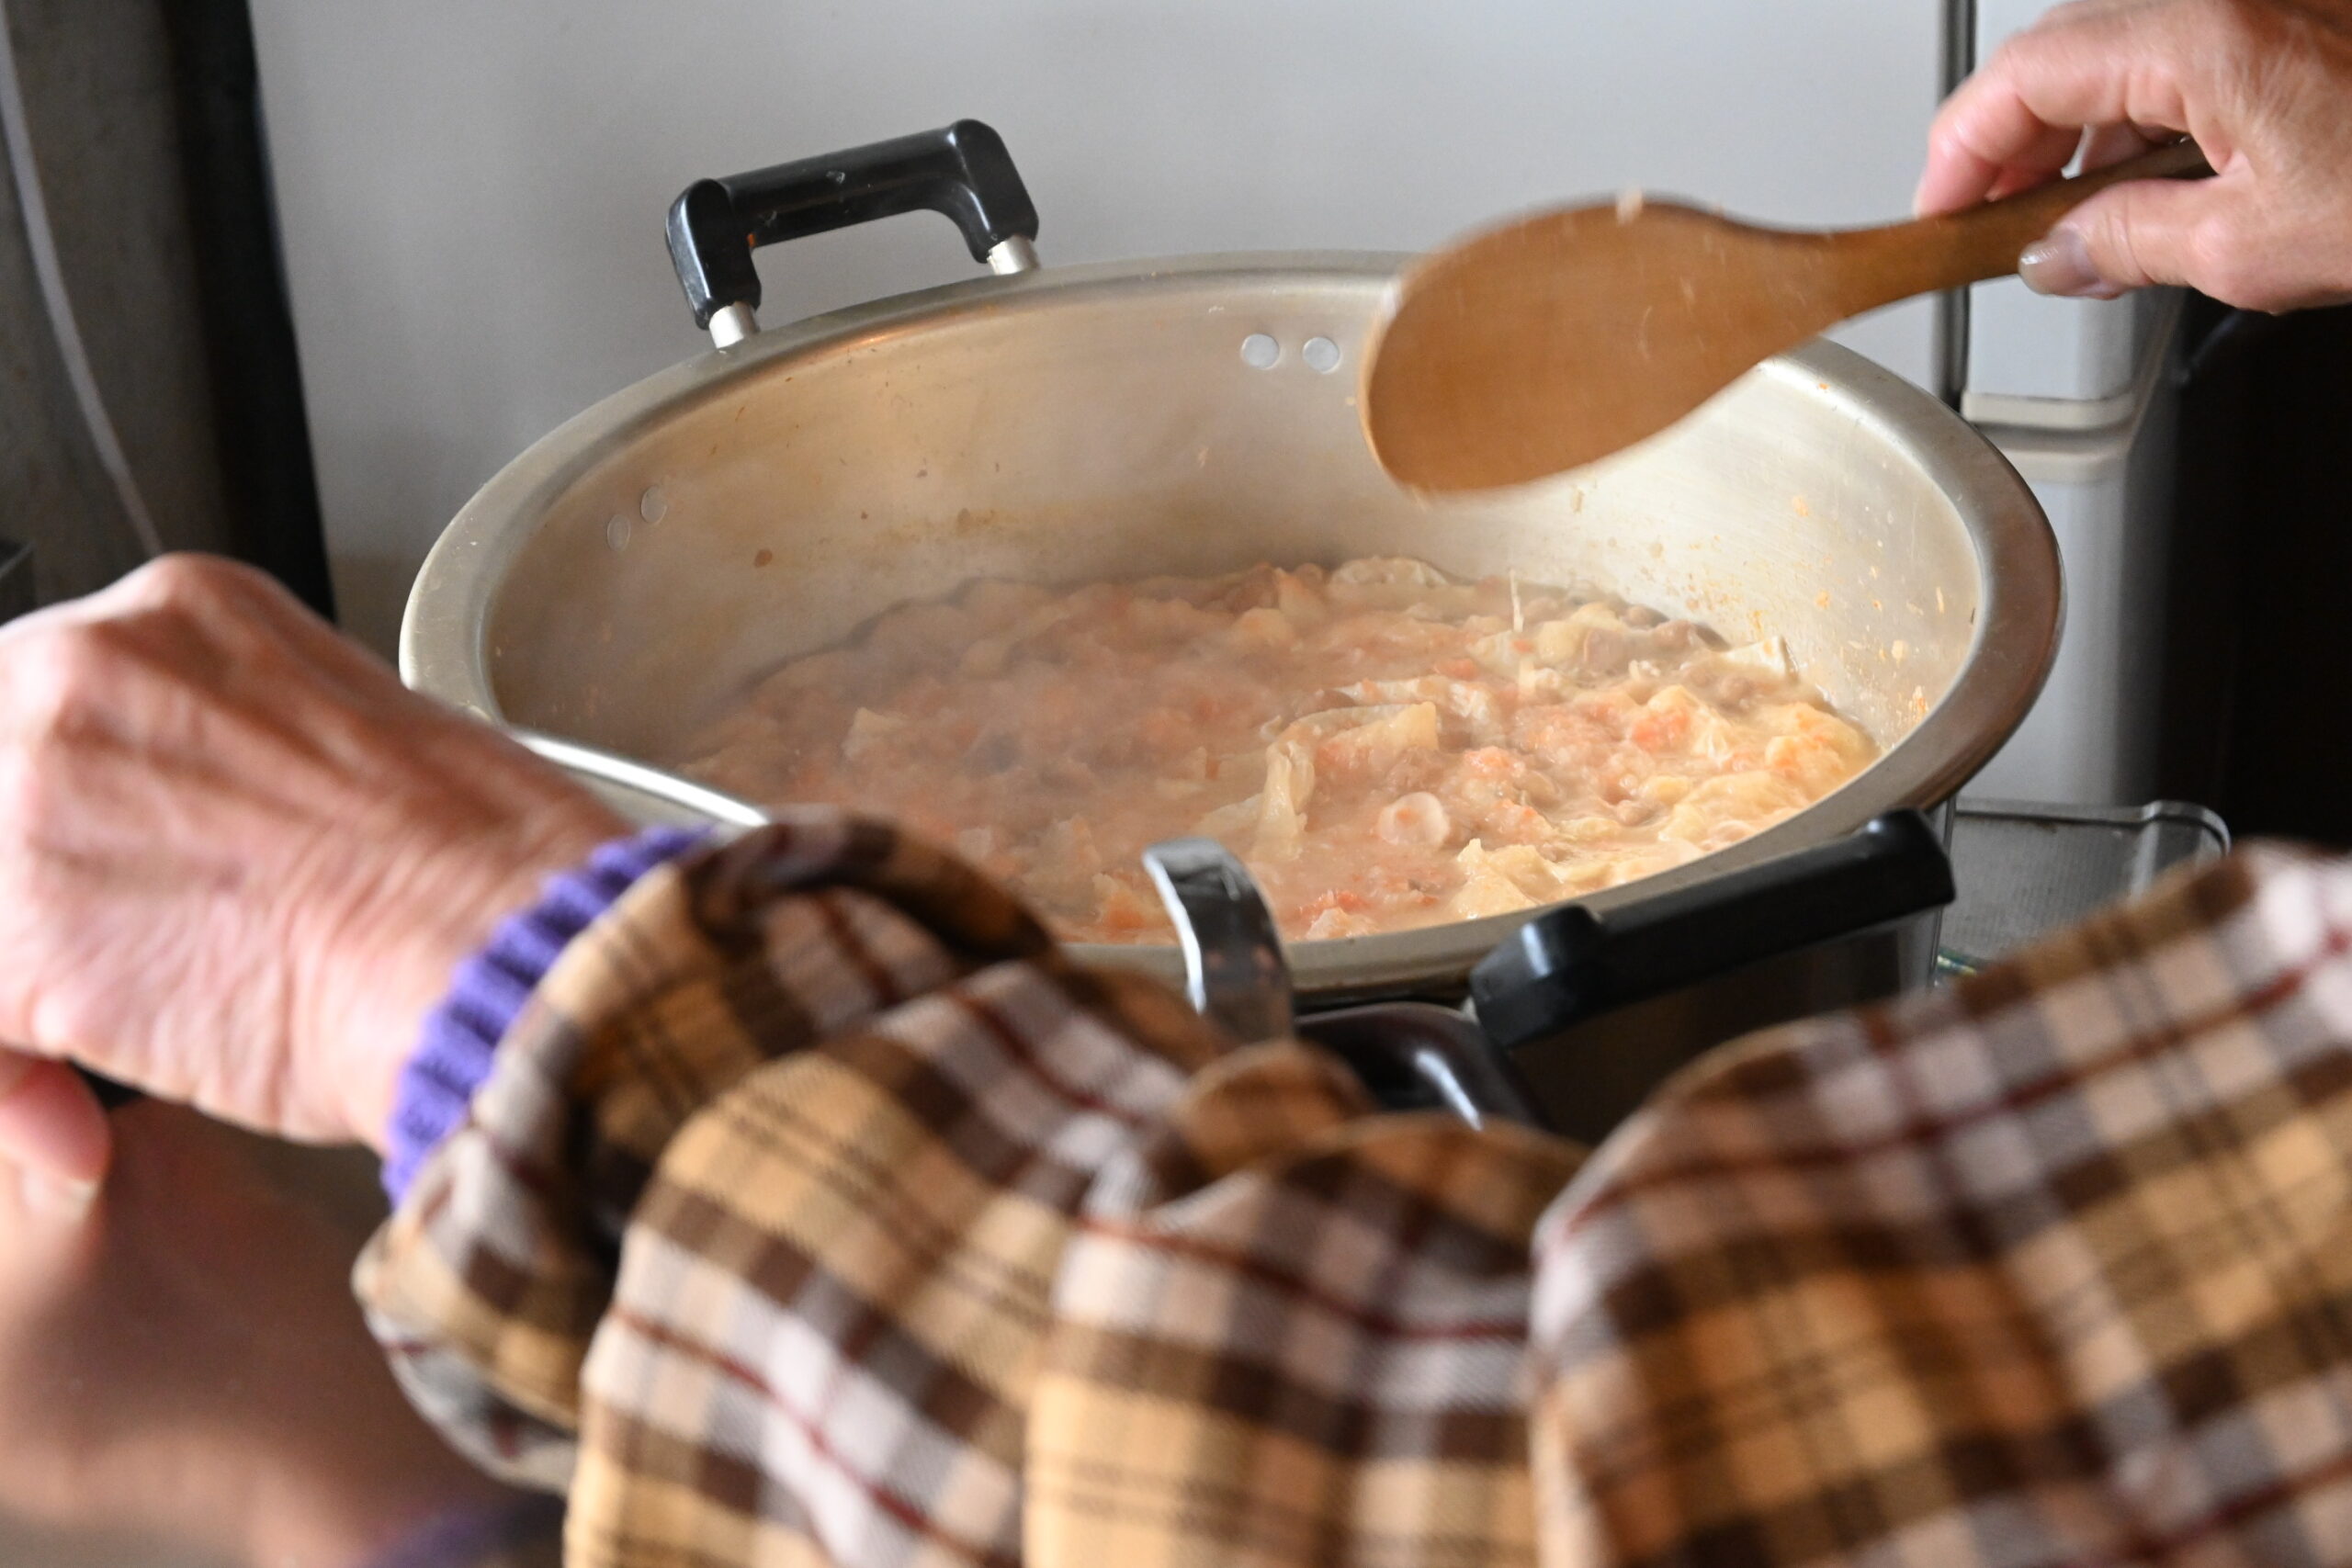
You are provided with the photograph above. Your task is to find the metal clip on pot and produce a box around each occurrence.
[1142,838,1549,1131]
[1144,812,1951,1144]
[667,119,1043,347]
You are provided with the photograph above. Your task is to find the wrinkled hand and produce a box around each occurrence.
[0,1102,537,1564]
[1916,0,2352,310]
[0,555,624,1179]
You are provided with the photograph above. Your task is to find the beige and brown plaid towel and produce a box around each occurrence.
[357,809,2352,1565]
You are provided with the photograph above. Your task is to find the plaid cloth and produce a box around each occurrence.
[356,810,2352,1566]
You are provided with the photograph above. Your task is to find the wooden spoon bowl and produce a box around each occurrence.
[1363,141,2211,492]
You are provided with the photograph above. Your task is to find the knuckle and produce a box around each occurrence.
[0,614,196,771]
[6,627,119,736]
[0,748,69,872]
[2023,2,2091,39]
[126,551,248,613]
[99,555,264,674]
[2184,219,2233,283]
[1984,32,2035,78]
[2191,0,2273,52]
[2071,201,2143,288]
[121,554,287,640]
[2105,202,2158,285]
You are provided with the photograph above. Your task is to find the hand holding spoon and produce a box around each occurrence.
[1362,141,2211,492]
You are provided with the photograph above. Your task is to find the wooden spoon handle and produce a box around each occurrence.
[1846,139,2213,301]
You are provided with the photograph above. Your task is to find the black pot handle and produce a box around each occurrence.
[1470,809,1954,1052]
[1296,1003,1554,1132]
[666,119,1041,343]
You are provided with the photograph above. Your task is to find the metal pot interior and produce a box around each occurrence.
[408,254,2059,998]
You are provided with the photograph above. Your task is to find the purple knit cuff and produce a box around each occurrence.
[380,825,707,1201]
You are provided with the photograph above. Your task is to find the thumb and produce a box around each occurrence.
[2021,175,2212,299]
[0,1049,112,1201]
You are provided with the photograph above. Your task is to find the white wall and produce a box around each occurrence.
[251,1,1946,653]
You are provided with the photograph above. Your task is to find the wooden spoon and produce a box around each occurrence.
[1362,140,2211,492]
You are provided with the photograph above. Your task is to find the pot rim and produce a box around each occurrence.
[403,251,2061,998]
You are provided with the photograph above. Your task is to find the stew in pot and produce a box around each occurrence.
[678,557,1878,942]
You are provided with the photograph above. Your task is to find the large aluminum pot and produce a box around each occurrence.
[402,145,2059,1009]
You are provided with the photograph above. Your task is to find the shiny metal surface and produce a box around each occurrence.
[707,300,759,348]
[513,729,767,830]
[986,235,1041,275]
[1298,1002,1552,1132]
[1141,837,1294,1043]
[1143,837,1547,1130]
[403,253,2062,1001]
[1940,797,2229,971]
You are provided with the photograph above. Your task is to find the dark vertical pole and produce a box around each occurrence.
[158,0,334,619]
[1931,0,1976,410]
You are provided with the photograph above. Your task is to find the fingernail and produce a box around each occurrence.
[2018,228,2120,299]
[20,1168,97,1217]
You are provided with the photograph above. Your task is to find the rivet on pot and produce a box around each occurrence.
[1303,336,1341,373]
[1240,333,1280,369]
[605,514,632,551]
[639,485,669,524]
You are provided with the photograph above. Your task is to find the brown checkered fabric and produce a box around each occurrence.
[358,813,2352,1565]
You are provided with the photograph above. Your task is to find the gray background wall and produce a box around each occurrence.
[250,0,1947,654]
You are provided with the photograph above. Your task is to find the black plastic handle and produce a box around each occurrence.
[1297,1003,1553,1132]
[666,119,1040,330]
[1470,810,1954,1052]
